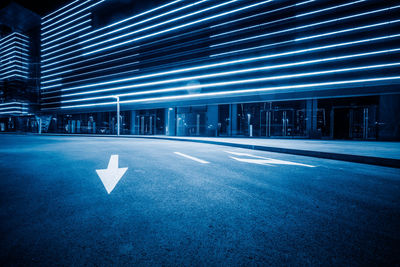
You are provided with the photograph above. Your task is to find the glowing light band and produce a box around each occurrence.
[42,17,91,43]
[80,0,208,47]
[50,62,400,105]
[41,35,400,94]
[81,1,272,57]
[42,0,80,20]
[41,45,140,77]
[41,0,91,29]
[54,76,400,110]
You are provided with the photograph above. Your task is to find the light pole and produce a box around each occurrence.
[114,96,120,136]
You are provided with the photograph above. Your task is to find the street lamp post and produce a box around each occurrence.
[114,96,120,136]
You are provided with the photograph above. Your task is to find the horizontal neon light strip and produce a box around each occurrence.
[41,0,91,29]
[0,46,29,56]
[41,78,61,84]
[42,21,93,62]
[0,102,23,106]
[42,18,91,43]
[1,58,29,65]
[1,74,28,79]
[1,69,28,76]
[0,32,28,45]
[81,0,239,53]
[211,7,400,47]
[295,20,400,41]
[42,69,140,91]
[0,60,28,69]
[80,0,272,57]
[42,13,90,39]
[41,0,270,71]
[42,0,80,20]
[211,33,400,58]
[0,107,29,111]
[41,33,400,94]
[210,0,315,29]
[0,50,29,60]
[53,61,400,105]
[41,60,139,89]
[42,50,139,80]
[0,112,29,115]
[41,0,104,32]
[80,0,207,47]
[42,23,91,48]
[41,0,181,56]
[211,0,365,38]
[47,47,400,100]
[1,64,28,72]
[0,40,29,51]
[80,0,181,39]
[41,45,139,77]
[42,0,182,56]
[41,28,86,53]
[56,76,400,109]
[0,37,29,47]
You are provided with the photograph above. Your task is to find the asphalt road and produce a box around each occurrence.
[0,135,399,266]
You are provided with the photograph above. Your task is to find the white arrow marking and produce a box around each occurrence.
[96,155,128,194]
[225,151,315,167]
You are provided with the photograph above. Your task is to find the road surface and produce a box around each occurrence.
[0,135,399,266]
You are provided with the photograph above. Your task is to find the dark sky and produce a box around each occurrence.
[0,0,71,16]
[1,0,167,17]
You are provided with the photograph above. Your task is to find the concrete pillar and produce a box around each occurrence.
[306,99,318,138]
[130,110,136,135]
[165,108,176,136]
[230,104,238,136]
[207,105,218,136]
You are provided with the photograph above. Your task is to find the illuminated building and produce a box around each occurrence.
[37,0,400,139]
[0,3,40,132]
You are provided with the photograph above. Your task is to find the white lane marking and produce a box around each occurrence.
[174,152,210,164]
[96,155,128,194]
[225,151,316,167]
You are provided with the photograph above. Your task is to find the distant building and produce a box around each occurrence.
[0,2,40,132]
[9,0,400,139]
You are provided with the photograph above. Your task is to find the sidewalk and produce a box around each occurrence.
[134,135,400,168]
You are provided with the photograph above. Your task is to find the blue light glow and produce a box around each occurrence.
[41,35,400,94]
[49,61,400,105]
[54,76,400,110]
[41,0,91,29]
[211,7,400,47]
[80,1,272,57]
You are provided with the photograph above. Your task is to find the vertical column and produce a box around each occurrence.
[306,99,318,138]
[130,110,136,135]
[165,108,176,136]
[207,105,218,136]
[312,99,318,136]
[230,104,238,136]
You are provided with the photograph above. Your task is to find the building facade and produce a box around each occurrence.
[0,3,41,132]
[39,0,400,139]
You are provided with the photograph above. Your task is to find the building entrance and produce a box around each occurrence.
[333,106,376,139]
[260,109,306,137]
[136,114,156,135]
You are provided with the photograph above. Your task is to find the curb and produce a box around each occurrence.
[2,132,399,168]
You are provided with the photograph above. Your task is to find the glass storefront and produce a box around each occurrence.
[233,101,307,138]
[31,94,398,140]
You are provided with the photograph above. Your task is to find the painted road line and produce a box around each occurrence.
[174,152,210,164]
[96,155,128,194]
[225,151,316,167]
